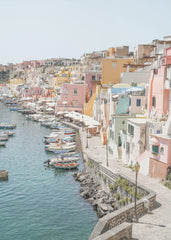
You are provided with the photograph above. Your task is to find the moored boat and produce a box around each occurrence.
[0,141,6,146]
[45,144,76,152]
[0,123,16,129]
[54,162,79,170]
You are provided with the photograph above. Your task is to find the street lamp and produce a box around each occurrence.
[106,139,108,167]
[86,127,88,148]
[134,161,140,223]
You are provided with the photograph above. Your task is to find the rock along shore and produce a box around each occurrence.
[73,170,118,218]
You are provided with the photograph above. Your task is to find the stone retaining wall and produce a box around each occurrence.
[93,222,132,240]
[85,156,156,240]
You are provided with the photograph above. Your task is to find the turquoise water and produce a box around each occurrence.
[0,103,97,240]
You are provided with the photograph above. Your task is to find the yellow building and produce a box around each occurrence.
[53,69,70,90]
[9,78,23,85]
[101,58,134,86]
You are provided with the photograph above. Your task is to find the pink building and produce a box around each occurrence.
[23,87,43,99]
[149,134,171,179]
[55,83,89,114]
[148,47,171,119]
[130,92,147,115]
[83,70,101,96]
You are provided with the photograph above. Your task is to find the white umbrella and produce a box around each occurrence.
[126,87,144,92]
[57,111,64,115]
[46,107,54,111]
[88,125,96,129]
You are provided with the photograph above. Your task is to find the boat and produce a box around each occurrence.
[44,136,73,144]
[55,151,79,157]
[44,156,79,166]
[1,131,15,136]
[54,162,79,170]
[0,142,6,146]
[0,123,16,129]
[45,144,76,152]
[0,170,8,179]
[0,134,8,141]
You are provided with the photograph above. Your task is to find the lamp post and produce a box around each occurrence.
[134,161,140,223]
[86,127,88,148]
[106,139,108,167]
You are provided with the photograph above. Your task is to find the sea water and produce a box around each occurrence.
[0,102,97,240]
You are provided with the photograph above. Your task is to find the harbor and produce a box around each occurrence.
[0,102,98,240]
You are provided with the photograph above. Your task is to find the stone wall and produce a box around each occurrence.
[92,222,132,240]
[85,156,156,240]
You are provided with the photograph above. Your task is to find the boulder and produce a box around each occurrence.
[97,205,106,218]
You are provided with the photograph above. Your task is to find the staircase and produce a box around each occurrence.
[84,93,96,117]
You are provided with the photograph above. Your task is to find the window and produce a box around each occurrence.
[92,75,95,81]
[136,99,141,106]
[152,145,159,154]
[152,96,156,107]
[128,124,134,136]
[160,147,164,154]
[73,89,78,96]
[64,95,68,99]
[112,62,117,68]
[162,58,166,65]
[156,130,160,134]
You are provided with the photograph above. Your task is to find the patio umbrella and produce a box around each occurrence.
[126,87,144,92]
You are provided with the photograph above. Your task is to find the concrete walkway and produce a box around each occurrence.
[79,129,171,240]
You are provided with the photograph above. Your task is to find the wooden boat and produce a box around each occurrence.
[0,123,16,129]
[45,144,76,152]
[0,170,8,179]
[54,162,79,170]
[0,142,6,146]
[55,151,79,157]
[44,156,79,166]
[1,131,15,136]
[44,136,73,144]
[0,134,8,141]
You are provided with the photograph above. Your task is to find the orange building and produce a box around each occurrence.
[101,58,134,86]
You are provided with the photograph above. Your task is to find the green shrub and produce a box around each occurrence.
[164,181,171,190]
[87,160,93,168]
[115,193,120,200]
[137,193,142,200]
[102,176,107,183]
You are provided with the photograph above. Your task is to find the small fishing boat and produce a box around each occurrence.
[1,131,15,136]
[54,162,79,170]
[0,123,16,129]
[0,142,6,146]
[44,157,79,166]
[0,134,8,141]
[45,144,76,152]
[55,151,79,157]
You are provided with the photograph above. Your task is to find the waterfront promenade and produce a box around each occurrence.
[80,130,171,240]
[64,122,171,240]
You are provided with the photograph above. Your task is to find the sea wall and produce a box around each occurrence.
[84,155,156,240]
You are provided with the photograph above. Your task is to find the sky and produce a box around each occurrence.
[0,0,171,65]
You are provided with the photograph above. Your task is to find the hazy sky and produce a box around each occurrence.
[0,0,170,64]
